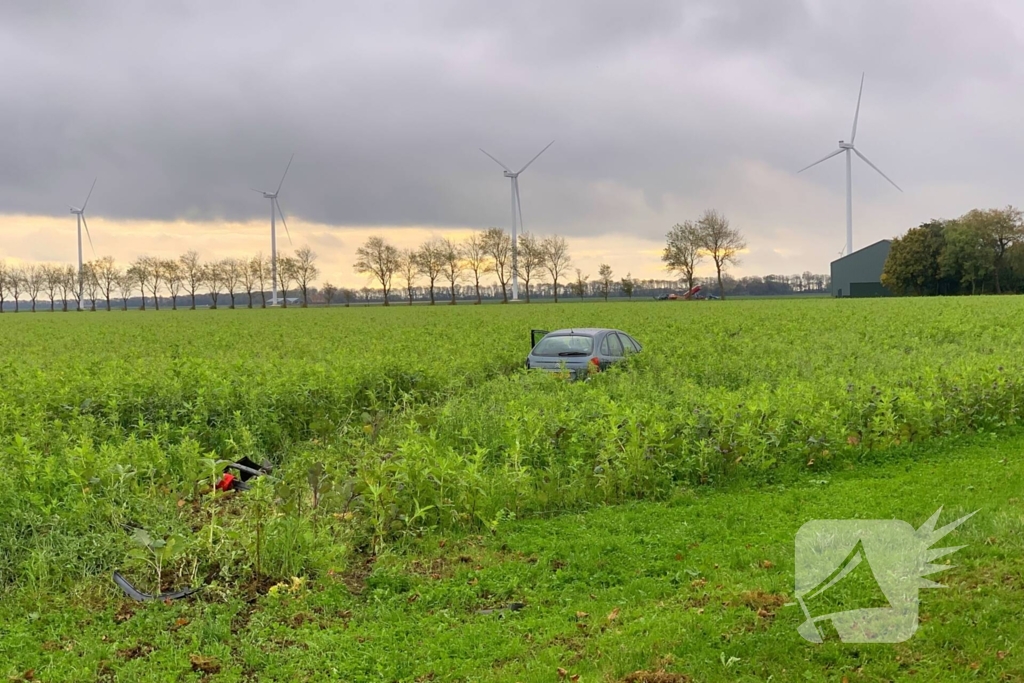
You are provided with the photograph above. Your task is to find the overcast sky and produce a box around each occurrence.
[2,0,1023,285]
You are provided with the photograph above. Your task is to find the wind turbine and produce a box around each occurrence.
[251,154,293,306]
[68,178,97,310]
[798,74,902,256]
[480,141,554,301]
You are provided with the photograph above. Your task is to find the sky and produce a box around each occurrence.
[2,0,1024,288]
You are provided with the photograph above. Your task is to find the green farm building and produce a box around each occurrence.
[830,240,892,298]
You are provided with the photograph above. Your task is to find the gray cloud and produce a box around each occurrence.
[2,0,1024,270]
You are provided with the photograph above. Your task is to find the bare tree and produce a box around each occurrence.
[277,255,298,307]
[440,238,465,304]
[596,263,614,301]
[127,257,152,310]
[516,232,544,303]
[294,246,319,307]
[7,266,24,312]
[570,268,589,301]
[147,257,164,310]
[206,261,225,309]
[414,239,445,305]
[482,228,512,303]
[25,265,43,312]
[620,273,636,301]
[164,259,183,310]
[397,248,420,305]
[0,261,8,313]
[43,264,62,311]
[542,235,572,303]
[663,220,704,292]
[341,288,356,307]
[84,262,101,311]
[116,271,134,310]
[179,250,205,310]
[696,210,745,300]
[321,281,338,306]
[462,231,491,304]
[251,253,270,308]
[354,236,400,306]
[57,265,75,311]
[240,255,257,308]
[93,256,119,311]
[222,258,243,309]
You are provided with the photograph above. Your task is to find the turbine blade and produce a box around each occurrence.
[851,72,865,144]
[479,148,511,172]
[275,153,294,194]
[250,187,268,194]
[515,177,524,233]
[276,198,292,245]
[797,148,844,173]
[81,178,97,211]
[81,214,96,256]
[517,140,555,174]
[853,148,903,192]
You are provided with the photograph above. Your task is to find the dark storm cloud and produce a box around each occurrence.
[1,0,1023,243]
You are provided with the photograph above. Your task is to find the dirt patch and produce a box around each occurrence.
[113,602,136,623]
[340,556,377,594]
[621,671,691,683]
[117,643,155,660]
[190,654,222,675]
[735,590,787,612]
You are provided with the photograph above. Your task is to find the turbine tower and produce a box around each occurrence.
[480,141,554,301]
[68,179,97,310]
[798,74,902,256]
[251,154,293,306]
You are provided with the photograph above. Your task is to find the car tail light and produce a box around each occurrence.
[590,357,601,370]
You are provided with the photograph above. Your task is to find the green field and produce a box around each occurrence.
[1,299,1023,681]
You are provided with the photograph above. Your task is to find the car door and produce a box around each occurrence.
[604,332,625,365]
[617,333,641,355]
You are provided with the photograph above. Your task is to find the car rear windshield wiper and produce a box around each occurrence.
[558,351,590,356]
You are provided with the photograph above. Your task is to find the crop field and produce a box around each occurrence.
[2,298,1024,681]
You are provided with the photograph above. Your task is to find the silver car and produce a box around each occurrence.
[526,328,642,379]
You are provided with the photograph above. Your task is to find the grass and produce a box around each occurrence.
[2,428,1021,682]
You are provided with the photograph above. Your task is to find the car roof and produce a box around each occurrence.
[544,328,622,336]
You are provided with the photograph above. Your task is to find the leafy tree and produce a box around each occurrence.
[354,236,400,306]
[542,235,572,303]
[696,210,745,300]
[881,221,949,296]
[663,220,703,291]
[960,207,1023,294]
[482,228,512,303]
[940,220,993,295]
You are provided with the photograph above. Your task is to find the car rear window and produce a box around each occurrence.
[532,335,594,357]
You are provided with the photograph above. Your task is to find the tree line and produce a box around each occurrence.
[881,207,1024,296]
[0,248,319,312]
[352,228,603,305]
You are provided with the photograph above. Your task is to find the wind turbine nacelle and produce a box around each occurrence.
[503,171,515,178]
[839,141,853,149]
